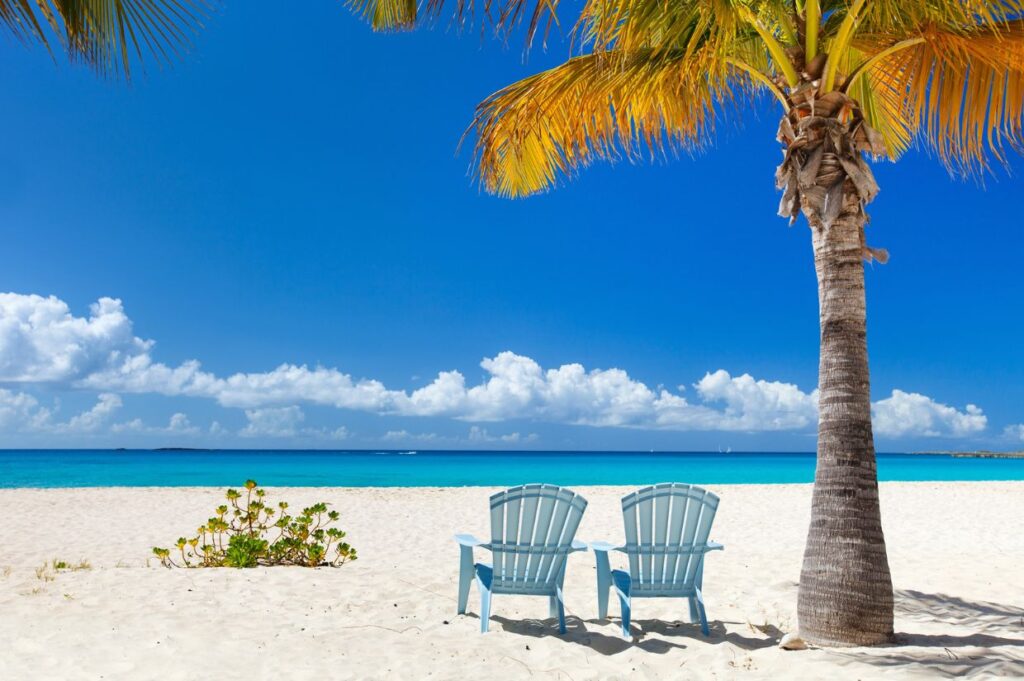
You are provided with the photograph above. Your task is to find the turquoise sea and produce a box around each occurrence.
[1,449,1022,488]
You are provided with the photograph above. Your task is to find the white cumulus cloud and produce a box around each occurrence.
[871,390,987,438]
[407,356,817,432]
[237,406,348,440]
[692,370,819,430]
[0,293,994,440]
[1003,424,1024,442]
[468,426,539,444]
[0,294,151,383]
[0,388,52,430]
[0,389,122,434]
[240,406,305,438]
[381,429,444,443]
[112,412,200,436]
[58,393,122,433]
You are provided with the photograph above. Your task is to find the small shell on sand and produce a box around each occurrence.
[779,632,808,650]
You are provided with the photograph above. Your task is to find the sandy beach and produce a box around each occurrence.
[1,482,1021,680]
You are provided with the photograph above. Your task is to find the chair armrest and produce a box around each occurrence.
[454,533,489,548]
[588,540,624,553]
[570,539,588,552]
[705,541,724,552]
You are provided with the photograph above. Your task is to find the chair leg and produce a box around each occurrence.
[594,550,612,620]
[549,595,559,619]
[555,586,567,635]
[688,596,700,624]
[477,574,493,633]
[615,588,631,639]
[694,587,709,637]
[457,546,474,615]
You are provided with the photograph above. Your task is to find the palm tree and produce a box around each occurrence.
[1,0,207,78]
[350,0,1024,646]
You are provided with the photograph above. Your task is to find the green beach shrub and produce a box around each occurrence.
[153,480,357,568]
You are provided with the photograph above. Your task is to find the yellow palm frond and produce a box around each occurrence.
[346,0,561,45]
[575,0,802,92]
[0,0,208,79]
[819,44,912,159]
[847,64,914,159]
[350,0,1024,192]
[846,0,1024,38]
[346,0,417,31]
[856,21,1024,173]
[470,48,746,197]
[577,0,745,54]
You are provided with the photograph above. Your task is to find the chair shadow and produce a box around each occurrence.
[827,589,1024,678]
[483,614,778,656]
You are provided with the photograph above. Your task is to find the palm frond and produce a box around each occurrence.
[0,0,209,79]
[0,1,48,44]
[576,0,747,54]
[846,62,914,159]
[835,0,1024,39]
[346,0,417,31]
[857,21,1024,173]
[346,0,561,46]
[470,48,740,197]
[813,42,912,158]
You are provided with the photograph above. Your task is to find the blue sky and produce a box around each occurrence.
[1,2,1022,451]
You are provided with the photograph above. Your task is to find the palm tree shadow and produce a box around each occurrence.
[828,590,1024,678]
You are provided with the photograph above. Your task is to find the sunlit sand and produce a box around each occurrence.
[1,482,1021,679]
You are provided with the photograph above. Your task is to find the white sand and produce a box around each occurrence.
[0,482,1022,680]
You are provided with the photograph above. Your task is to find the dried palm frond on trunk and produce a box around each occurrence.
[777,90,888,263]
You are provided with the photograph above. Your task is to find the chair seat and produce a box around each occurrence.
[611,568,696,597]
[474,562,493,588]
[478,562,561,595]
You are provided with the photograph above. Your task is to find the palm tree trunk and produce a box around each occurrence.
[797,179,895,646]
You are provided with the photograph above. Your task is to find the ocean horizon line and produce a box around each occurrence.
[3,447,1019,456]
[3,449,1023,489]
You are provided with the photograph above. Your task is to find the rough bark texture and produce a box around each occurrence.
[799,185,895,646]
[775,92,895,646]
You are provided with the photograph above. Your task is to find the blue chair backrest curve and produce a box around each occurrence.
[488,484,588,594]
[620,483,719,594]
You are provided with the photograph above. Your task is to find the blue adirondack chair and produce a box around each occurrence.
[590,483,723,639]
[455,484,589,634]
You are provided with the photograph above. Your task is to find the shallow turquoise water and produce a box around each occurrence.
[1,449,1022,488]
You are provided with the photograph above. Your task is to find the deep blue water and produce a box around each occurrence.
[0,449,1022,488]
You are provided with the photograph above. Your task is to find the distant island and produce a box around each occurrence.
[912,450,1024,459]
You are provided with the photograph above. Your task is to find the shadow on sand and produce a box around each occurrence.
[476,613,778,656]
[826,589,1024,678]
[468,589,1023,676]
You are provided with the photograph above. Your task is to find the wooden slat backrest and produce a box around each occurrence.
[488,484,587,593]
[620,483,719,592]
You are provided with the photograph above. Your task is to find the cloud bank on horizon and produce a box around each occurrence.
[0,293,996,443]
